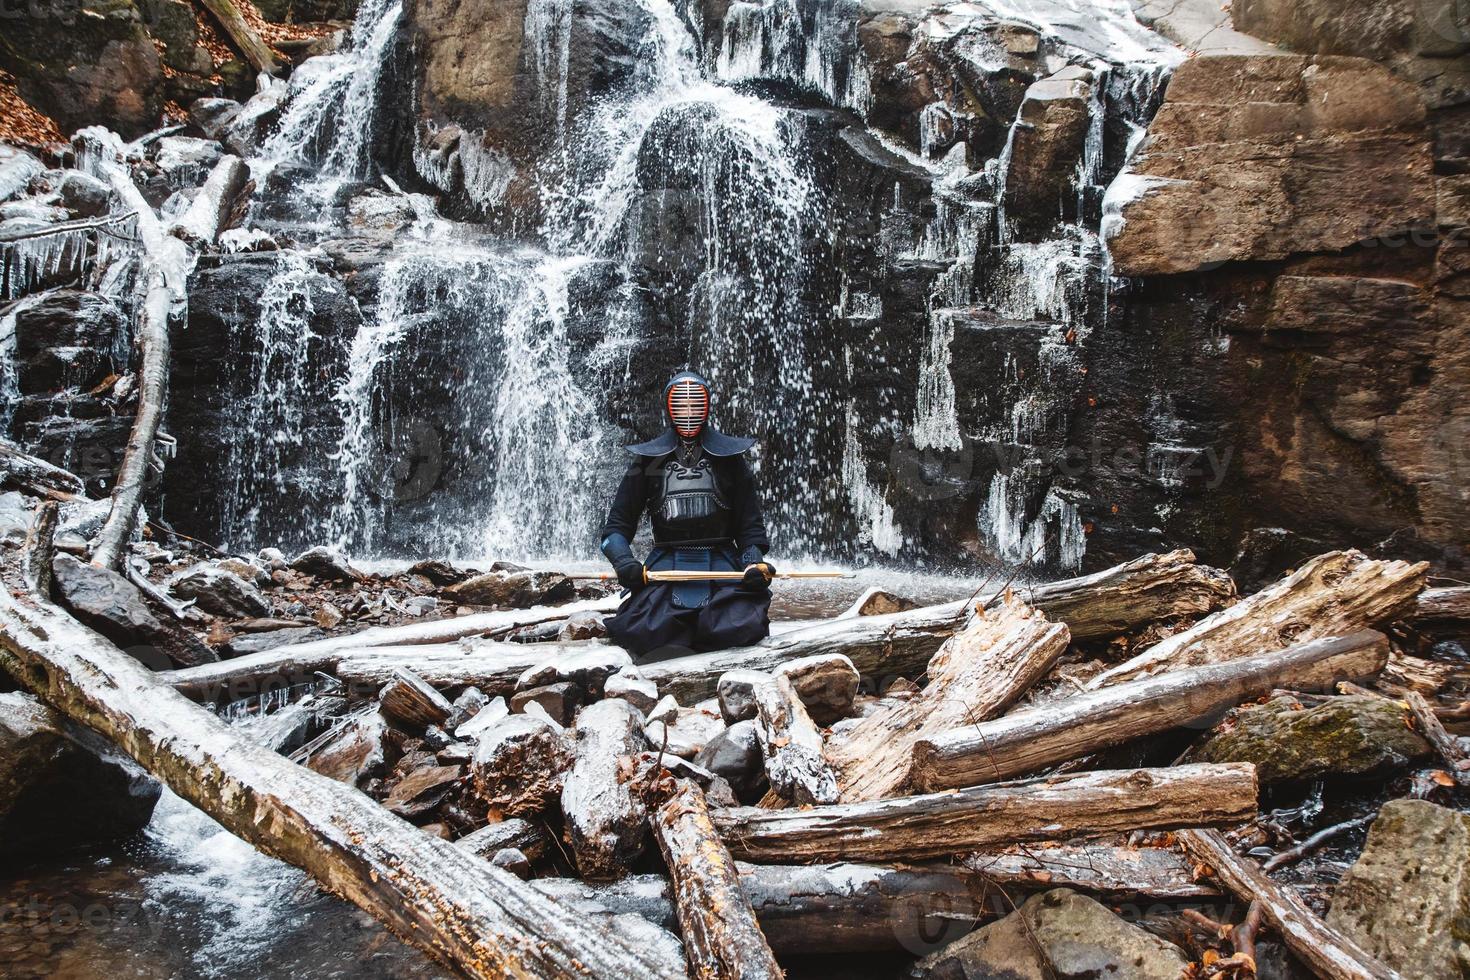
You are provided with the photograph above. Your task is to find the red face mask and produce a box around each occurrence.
[667,379,710,438]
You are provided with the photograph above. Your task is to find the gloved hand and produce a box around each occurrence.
[615,560,647,593]
[741,562,775,591]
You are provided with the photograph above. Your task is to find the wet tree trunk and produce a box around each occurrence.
[0,587,681,979]
[710,763,1258,863]
[651,779,782,979]
[913,630,1390,790]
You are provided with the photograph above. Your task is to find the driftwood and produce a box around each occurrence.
[379,667,453,730]
[530,848,1212,955]
[0,587,680,978]
[651,779,782,979]
[370,550,1232,705]
[23,500,57,596]
[1412,586,1470,632]
[168,154,248,246]
[751,672,839,805]
[961,844,1218,898]
[711,763,1258,863]
[830,595,1069,802]
[914,630,1389,790]
[0,442,85,498]
[1179,829,1403,980]
[163,596,618,700]
[1088,550,1426,689]
[89,263,170,571]
[195,0,280,73]
[561,698,651,880]
[1405,690,1470,785]
[1381,650,1463,696]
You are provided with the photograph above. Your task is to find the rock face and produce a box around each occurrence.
[1327,799,1470,978]
[1003,67,1094,241]
[0,692,161,862]
[1106,54,1435,276]
[910,887,1189,979]
[1191,695,1429,782]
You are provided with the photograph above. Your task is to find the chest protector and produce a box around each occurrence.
[650,452,733,544]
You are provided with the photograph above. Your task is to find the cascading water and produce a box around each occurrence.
[212,0,1183,571]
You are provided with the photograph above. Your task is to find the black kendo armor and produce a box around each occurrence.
[650,448,734,546]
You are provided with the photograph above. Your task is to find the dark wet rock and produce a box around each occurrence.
[1003,66,1094,241]
[151,136,224,188]
[908,888,1189,979]
[0,0,165,137]
[693,719,766,804]
[715,669,766,725]
[0,692,161,864]
[510,682,582,727]
[490,846,533,878]
[1327,799,1470,978]
[188,97,243,141]
[166,564,272,618]
[290,546,361,581]
[444,570,574,607]
[405,558,468,586]
[12,290,126,360]
[604,670,658,715]
[1191,695,1430,783]
[56,171,113,217]
[51,554,218,668]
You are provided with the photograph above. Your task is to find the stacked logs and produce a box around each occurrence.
[3,541,1450,980]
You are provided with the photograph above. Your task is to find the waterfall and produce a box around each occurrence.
[260,0,402,179]
[221,251,320,546]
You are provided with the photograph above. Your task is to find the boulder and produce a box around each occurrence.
[57,171,112,217]
[188,97,243,141]
[471,714,573,817]
[909,888,1189,979]
[51,555,217,668]
[1002,67,1094,241]
[0,146,44,202]
[716,668,768,725]
[0,692,161,862]
[0,491,34,549]
[693,719,767,804]
[166,564,272,618]
[0,0,165,137]
[445,569,575,607]
[1191,695,1429,783]
[12,290,126,360]
[604,670,658,714]
[151,136,224,188]
[510,682,582,727]
[1105,54,1436,275]
[1327,799,1470,978]
[290,545,361,581]
[558,610,607,640]
[305,709,388,787]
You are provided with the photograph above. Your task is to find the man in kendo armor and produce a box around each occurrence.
[599,371,775,660]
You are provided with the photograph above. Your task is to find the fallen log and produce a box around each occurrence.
[530,847,1214,955]
[0,441,85,498]
[0,587,680,978]
[1411,586,1470,633]
[168,154,248,247]
[1405,690,1470,786]
[913,630,1388,790]
[1179,829,1403,980]
[1087,550,1425,689]
[652,779,782,979]
[751,672,839,805]
[163,596,619,701]
[961,844,1218,898]
[195,0,280,74]
[711,763,1258,863]
[369,550,1233,704]
[562,698,651,880]
[830,595,1069,801]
